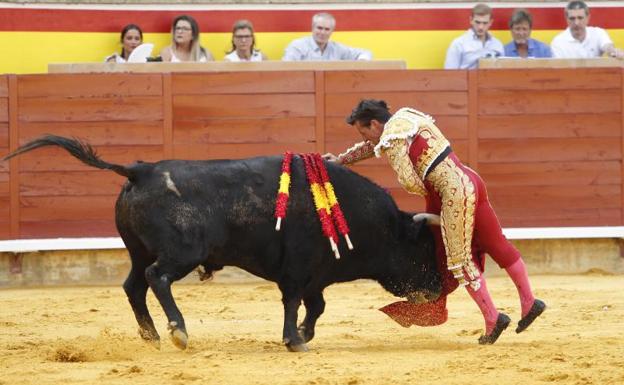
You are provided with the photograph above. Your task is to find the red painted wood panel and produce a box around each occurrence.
[20,196,116,221]
[16,145,164,172]
[479,161,620,187]
[496,208,620,227]
[173,94,315,119]
[0,172,8,194]
[0,123,7,147]
[18,74,163,97]
[19,96,164,122]
[1,68,624,239]
[478,89,621,115]
[19,121,164,145]
[173,117,315,144]
[0,76,7,97]
[172,72,315,94]
[478,113,621,139]
[478,68,621,90]
[174,142,316,160]
[487,185,620,210]
[19,220,118,238]
[479,138,620,163]
[324,70,468,93]
[19,171,125,196]
[0,98,7,122]
[0,195,8,216]
[0,222,9,239]
[325,91,468,117]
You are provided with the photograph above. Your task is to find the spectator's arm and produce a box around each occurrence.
[602,43,624,59]
[444,40,461,69]
[282,42,303,61]
[351,47,373,61]
[550,40,564,58]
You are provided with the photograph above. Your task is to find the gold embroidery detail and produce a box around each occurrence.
[338,141,375,165]
[383,139,427,196]
[427,158,480,287]
[379,109,450,180]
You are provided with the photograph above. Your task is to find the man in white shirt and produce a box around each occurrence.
[282,12,372,61]
[551,1,624,59]
[444,4,504,69]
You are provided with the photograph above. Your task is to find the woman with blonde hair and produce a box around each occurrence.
[160,15,213,62]
[224,19,267,61]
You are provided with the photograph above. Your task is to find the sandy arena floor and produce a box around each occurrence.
[1,273,623,385]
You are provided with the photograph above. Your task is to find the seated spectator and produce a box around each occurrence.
[105,24,143,63]
[160,15,214,62]
[224,20,267,62]
[551,1,624,59]
[444,4,503,69]
[282,12,372,61]
[504,9,552,58]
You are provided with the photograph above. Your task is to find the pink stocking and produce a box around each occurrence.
[465,278,499,335]
[505,259,535,317]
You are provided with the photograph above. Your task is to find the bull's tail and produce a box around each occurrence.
[3,135,131,178]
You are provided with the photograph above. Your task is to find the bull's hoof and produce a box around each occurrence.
[286,342,309,352]
[297,325,315,343]
[138,328,161,349]
[168,321,188,350]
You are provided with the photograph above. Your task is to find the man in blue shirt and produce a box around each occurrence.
[444,4,503,69]
[504,9,552,58]
[282,12,372,61]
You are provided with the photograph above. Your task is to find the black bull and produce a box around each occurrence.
[4,135,442,352]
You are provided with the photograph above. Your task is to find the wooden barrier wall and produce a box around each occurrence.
[0,68,622,239]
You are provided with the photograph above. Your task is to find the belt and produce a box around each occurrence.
[425,146,452,178]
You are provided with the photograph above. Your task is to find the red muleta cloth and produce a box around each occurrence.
[378,225,487,327]
[379,297,448,327]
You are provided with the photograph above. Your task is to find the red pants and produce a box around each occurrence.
[424,153,521,295]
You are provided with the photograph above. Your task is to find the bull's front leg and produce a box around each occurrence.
[279,280,307,352]
[298,291,325,343]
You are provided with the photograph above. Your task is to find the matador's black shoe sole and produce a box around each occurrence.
[478,313,511,345]
[516,299,546,333]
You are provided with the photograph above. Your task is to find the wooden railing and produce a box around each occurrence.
[0,67,623,239]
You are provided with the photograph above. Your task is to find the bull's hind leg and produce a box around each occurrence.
[279,278,308,352]
[123,263,160,347]
[298,292,325,343]
[121,235,160,347]
[145,259,199,350]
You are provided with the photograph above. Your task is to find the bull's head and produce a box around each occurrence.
[378,211,442,304]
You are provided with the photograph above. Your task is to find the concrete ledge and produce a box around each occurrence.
[3,226,624,253]
[1,236,623,287]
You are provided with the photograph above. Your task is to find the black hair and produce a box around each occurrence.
[345,99,392,127]
[565,1,589,16]
[509,9,533,29]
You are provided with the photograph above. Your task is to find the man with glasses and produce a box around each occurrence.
[551,1,624,59]
[282,12,372,61]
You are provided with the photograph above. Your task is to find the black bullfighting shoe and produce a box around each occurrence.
[478,313,511,345]
[516,299,546,333]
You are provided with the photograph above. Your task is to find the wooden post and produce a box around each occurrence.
[468,70,479,171]
[314,71,326,155]
[8,75,19,238]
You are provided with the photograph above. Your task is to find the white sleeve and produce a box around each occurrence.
[595,28,614,55]
[444,39,462,69]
